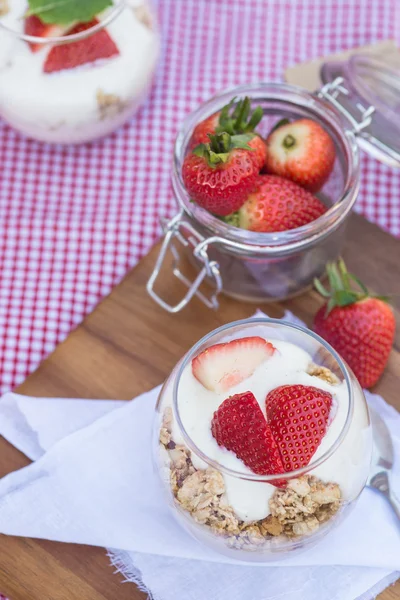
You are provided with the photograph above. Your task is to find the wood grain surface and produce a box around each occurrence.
[0,211,399,600]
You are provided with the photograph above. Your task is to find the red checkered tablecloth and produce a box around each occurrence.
[0,0,399,400]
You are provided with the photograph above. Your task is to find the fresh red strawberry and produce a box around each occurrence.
[190,97,266,169]
[265,118,336,192]
[44,19,119,74]
[211,391,285,480]
[266,384,333,472]
[190,113,220,149]
[192,336,275,393]
[313,260,395,388]
[238,174,327,232]
[24,15,67,53]
[182,132,260,216]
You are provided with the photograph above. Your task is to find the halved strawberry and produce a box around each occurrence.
[44,19,119,74]
[192,336,275,393]
[211,391,285,481]
[24,15,67,53]
[266,384,332,472]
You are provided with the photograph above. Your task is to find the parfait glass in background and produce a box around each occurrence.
[0,0,159,143]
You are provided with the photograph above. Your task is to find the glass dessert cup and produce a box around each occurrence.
[154,318,372,562]
[148,82,361,312]
[0,0,159,144]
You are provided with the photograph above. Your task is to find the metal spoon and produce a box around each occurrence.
[367,406,400,520]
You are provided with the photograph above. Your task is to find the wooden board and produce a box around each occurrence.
[0,211,399,600]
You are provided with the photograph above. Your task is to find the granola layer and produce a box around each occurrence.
[159,385,342,550]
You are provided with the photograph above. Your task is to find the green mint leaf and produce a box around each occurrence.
[26,0,113,25]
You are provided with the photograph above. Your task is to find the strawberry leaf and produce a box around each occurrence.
[316,259,374,313]
[216,96,263,136]
[269,118,290,134]
[26,0,113,24]
[230,133,253,149]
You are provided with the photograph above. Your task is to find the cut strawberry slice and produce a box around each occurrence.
[192,336,275,393]
[266,384,333,472]
[24,15,67,53]
[211,391,285,484]
[43,19,119,74]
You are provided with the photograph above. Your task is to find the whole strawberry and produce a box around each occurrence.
[238,174,327,232]
[314,260,395,388]
[265,118,336,192]
[182,132,259,216]
[190,96,266,170]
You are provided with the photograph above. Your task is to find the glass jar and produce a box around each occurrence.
[0,0,159,144]
[154,317,372,561]
[147,75,400,312]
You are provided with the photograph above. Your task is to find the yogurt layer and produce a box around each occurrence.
[163,338,371,522]
[0,0,158,143]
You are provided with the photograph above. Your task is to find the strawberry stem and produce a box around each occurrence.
[283,134,296,149]
[192,132,254,168]
[314,259,371,315]
[217,96,263,136]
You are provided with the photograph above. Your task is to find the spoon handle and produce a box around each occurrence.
[371,471,400,521]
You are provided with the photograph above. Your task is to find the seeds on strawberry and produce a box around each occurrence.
[211,391,285,481]
[192,336,275,393]
[182,132,260,216]
[314,260,395,388]
[44,19,120,74]
[239,174,327,232]
[266,384,333,472]
[265,118,336,192]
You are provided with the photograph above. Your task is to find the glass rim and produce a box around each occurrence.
[171,82,360,254]
[0,0,126,45]
[172,317,355,482]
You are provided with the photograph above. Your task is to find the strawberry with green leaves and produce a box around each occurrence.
[182,131,260,216]
[314,260,395,388]
[190,97,267,170]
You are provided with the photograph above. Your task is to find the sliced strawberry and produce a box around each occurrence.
[192,336,275,393]
[43,19,119,74]
[211,391,285,482]
[266,384,332,472]
[24,15,67,53]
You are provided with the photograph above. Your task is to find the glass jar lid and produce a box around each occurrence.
[320,53,400,167]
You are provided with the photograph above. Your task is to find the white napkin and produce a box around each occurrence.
[0,311,399,600]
